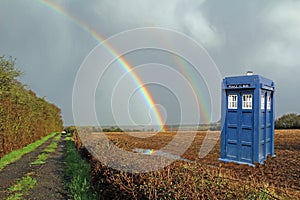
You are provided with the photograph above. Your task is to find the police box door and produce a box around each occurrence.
[225,90,254,163]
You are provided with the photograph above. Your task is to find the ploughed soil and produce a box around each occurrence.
[0,135,69,199]
[80,129,300,199]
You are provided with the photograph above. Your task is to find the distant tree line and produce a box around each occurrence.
[275,113,300,129]
[0,56,63,158]
[102,126,124,132]
[64,125,77,135]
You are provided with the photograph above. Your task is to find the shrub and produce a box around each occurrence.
[275,113,300,129]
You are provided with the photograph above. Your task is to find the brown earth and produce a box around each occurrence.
[0,135,69,199]
[77,129,300,199]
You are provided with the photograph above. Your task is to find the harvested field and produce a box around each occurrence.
[75,129,300,199]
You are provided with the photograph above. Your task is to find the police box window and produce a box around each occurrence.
[228,94,237,109]
[242,94,252,109]
[261,95,265,110]
[267,95,271,110]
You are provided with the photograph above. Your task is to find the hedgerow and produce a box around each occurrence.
[0,56,63,158]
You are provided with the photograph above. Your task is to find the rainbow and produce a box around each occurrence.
[175,59,211,123]
[154,36,211,124]
[37,0,166,131]
[145,149,156,155]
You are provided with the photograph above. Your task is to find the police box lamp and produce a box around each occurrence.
[219,73,275,166]
[246,70,253,76]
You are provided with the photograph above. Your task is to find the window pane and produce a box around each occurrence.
[228,95,237,109]
[267,96,271,110]
[261,95,265,110]
[242,94,252,109]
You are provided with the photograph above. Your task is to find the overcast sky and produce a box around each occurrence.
[0,0,299,126]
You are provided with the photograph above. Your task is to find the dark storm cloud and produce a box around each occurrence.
[0,0,299,125]
[201,0,300,117]
[0,0,96,124]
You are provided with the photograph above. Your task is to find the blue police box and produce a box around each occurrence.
[219,72,275,166]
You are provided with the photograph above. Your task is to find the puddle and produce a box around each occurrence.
[134,148,191,162]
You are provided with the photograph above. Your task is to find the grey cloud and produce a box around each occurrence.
[1,0,299,125]
[91,0,220,47]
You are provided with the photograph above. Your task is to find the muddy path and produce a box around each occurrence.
[0,135,69,199]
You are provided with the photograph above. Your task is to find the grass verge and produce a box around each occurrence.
[65,133,98,200]
[0,132,57,170]
[42,142,58,153]
[30,153,49,165]
[7,175,37,200]
[53,134,62,141]
[30,134,61,165]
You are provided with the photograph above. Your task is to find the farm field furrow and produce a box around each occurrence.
[76,129,300,199]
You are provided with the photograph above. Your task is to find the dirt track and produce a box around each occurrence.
[0,135,69,199]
